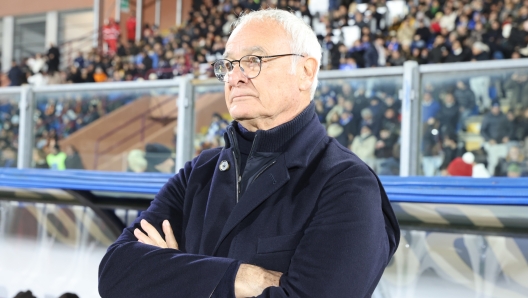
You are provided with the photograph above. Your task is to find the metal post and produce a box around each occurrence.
[1,16,14,72]
[176,75,195,171]
[18,87,36,169]
[45,11,59,48]
[176,0,182,26]
[155,0,161,27]
[136,0,142,43]
[93,0,100,48]
[115,0,121,22]
[400,61,420,176]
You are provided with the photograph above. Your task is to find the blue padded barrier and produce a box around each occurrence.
[1,168,528,205]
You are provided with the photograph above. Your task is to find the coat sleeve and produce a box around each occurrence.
[258,163,396,298]
[480,116,491,141]
[98,160,238,298]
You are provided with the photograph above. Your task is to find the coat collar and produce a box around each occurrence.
[223,102,327,169]
[212,103,328,254]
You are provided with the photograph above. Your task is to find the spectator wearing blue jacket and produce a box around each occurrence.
[422,92,441,123]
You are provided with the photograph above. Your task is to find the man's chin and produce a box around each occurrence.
[229,105,255,121]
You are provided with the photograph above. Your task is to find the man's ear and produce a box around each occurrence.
[299,57,318,92]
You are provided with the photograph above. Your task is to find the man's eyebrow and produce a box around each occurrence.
[223,46,268,59]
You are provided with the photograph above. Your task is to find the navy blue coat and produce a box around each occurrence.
[99,104,400,297]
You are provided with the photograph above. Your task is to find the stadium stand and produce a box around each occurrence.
[1,0,528,178]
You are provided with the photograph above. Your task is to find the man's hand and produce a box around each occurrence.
[134,220,281,297]
[235,264,282,298]
[134,219,179,250]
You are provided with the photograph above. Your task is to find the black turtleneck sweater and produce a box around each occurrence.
[231,103,315,197]
[234,122,256,175]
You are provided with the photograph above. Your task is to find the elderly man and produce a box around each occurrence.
[99,10,399,298]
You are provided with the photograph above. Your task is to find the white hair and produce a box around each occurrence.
[231,9,321,99]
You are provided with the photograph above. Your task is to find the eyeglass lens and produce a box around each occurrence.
[214,55,262,81]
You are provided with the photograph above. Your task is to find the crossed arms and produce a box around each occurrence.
[98,163,392,297]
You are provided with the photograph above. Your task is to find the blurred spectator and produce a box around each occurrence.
[327,116,347,147]
[93,67,108,83]
[13,290,36,298]
[481,102,512,172]
[1,146,17,168]
[7,61,23,86]
[378,143,401,175]
[103,18,121,55]
[445,40,471,62]
[64,145,85,169]
[447,155,473,176]
[517,107,528,145]
[46,145,67,170]
[47,43,60,74]
[442,130,461,165]
[145,143,174,173]
[504,72,528,109]
[206,113,229,145]
[422,118,442,176]
[27,70,48,87]
[127,149,148,173]
[374,125,399,172]
[73,51,86,69]
[454,80,477,130]
[437,93,459,134]
[351,125,377,169]
[126,15,137,43]
[463,151,491,178]
[59,293,80,298]
[32,148,48,169]
[422,92,441,123]
[360,108,381,137]
[506,163,523,177]
[27,53,46,74]
[494,146,526,176]
[428,36,447,64]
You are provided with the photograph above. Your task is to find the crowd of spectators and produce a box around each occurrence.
[313,80,403,175]
[8,0,528,87]
[421,72,528,177]
[1,0,528,177]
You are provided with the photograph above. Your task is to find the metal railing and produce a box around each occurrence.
[4,60,528,176]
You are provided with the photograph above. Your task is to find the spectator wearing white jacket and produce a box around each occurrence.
[462,152,491,178]
[351,125,377,170]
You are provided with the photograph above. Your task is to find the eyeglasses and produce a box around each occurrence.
[211,54,305,82]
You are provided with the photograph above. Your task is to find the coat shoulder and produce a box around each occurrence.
[319,136,373,176]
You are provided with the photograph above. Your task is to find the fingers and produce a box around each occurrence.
[134,228,156,246]
[139,219,167,248]
[163,220,179,250]
[133,219,180,250]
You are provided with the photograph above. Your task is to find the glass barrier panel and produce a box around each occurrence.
[318,76,403,176]
[32,87,178,173]
[420,69,528,177]
[0,93,21,169]
[0,201,126,297]
[376,227,528,296]
[191,77,403,176]
[193,84,228,157]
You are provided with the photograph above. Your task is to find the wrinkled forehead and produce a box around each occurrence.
[224,20,290,59]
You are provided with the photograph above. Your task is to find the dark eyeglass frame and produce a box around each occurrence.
[211,53,305,81]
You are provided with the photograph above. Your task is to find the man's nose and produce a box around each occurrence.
[226,63,248,86]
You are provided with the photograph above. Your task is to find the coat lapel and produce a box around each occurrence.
[212,154,290,255]
[199,149,238,255]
